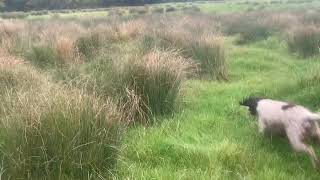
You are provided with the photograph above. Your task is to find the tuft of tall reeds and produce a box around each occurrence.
[0,65,124,179]
[149,26,227,80]
[55,36,81,64]
[286,25,320,58]
[121,49,195,122]
[76,33,101,59]
[77,49,194,124]
[189,34,228,80]
[220,12,273,44]
[26,45,63,69]
[116,19,147,40]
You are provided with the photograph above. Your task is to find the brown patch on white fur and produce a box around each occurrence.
[281,103,296,110]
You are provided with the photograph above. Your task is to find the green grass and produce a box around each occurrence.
[2,1,320,179]
[117,37,320,179]
[27,10,109,20]
[8,0,318,21]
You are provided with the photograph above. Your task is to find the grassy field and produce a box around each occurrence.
[1,0,319,20]
[117,38,320,179]
[1,0,320,179]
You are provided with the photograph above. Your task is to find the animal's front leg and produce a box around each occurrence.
[258,118,266,134]
[312,123,320,145]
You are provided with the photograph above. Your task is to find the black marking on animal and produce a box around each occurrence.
[239,96,264,116]
[282,103,296,110]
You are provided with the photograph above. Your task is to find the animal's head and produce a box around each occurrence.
[240,96,264,116]
[239,97,261,106]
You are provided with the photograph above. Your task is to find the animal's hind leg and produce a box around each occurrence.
[312,123,320,145]
[286,128,320,168]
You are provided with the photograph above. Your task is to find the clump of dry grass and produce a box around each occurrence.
[303,10,320,25]
[0,20,26,36]
[121,49,195,123]
[55,36,81,64]
[80,48,195,124]
[143,16,227,80]
[219,12,273,44]
[190,34,228,80]
[0,65,124,179]
[286,25,320,57]
[35,22,86,63]
[0,20,27,54]
[92,23,119,41]
[263,12,301,32]
[0,51,24,68]
[116,19,147,40]
[0,18,147,67]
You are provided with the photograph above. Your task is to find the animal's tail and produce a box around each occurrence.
[308,113,320,122]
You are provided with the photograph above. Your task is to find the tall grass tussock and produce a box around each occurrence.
[220,12,273,44]
[122,49,195,122]
[26,45,63,69]
[190,34,227,80]
[286,25,320,57]
[148,22,227,80]
[75,49,194,123]
[76,33,101,59]
[0,65,123,179]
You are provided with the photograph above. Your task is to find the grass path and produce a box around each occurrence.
[117,38,320,179]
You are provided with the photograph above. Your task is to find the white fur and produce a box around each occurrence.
[256,99,320,168]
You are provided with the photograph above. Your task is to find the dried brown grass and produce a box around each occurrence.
[0,51,24,68]
[117,19,147,40]
[55,36,82,64]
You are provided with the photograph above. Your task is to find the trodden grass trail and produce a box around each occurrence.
[117,37,320,179]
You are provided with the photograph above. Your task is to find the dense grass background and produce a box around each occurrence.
[1,0,320,179]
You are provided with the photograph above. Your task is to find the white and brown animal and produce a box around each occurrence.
[240,97,320,168]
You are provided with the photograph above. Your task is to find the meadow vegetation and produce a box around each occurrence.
[1,1,320,179]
